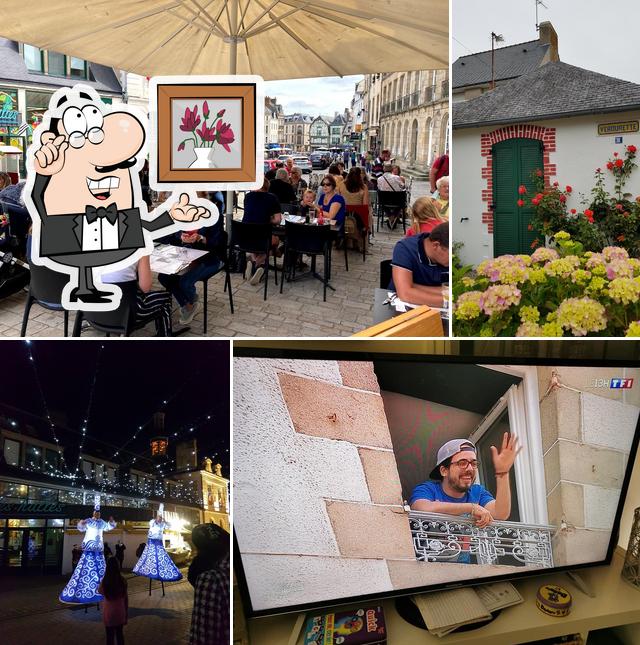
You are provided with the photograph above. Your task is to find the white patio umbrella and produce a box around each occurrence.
[0,0,448,225]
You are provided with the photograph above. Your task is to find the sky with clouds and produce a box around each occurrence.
[264,74,363,116]
[453,0,640,85]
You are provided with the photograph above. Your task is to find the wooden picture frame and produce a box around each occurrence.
[156,82,256,184]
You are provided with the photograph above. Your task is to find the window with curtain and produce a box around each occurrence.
[23,44,43,72]
[47,51,66,76]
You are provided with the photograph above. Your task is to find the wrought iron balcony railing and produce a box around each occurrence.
[409,510,555,569]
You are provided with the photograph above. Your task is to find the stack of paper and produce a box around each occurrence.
[412,582,523,637]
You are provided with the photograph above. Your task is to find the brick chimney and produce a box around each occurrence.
[538,21,560,62]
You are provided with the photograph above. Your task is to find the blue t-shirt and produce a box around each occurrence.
[318,192,346,228]
[409,481,494,507]
[388,232,449,291]
[410,481,495,564]
[243,191,281,224]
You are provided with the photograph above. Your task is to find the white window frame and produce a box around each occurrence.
[469,365,548,525]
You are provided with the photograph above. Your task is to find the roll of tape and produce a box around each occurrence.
[536,584,572,617]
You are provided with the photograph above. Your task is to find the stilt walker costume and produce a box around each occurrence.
[133,504,182,581]
[60,495,116,604]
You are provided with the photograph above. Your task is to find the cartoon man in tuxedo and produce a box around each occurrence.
[25,85,216,310]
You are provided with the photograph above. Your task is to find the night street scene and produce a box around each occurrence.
[0,340,230,644]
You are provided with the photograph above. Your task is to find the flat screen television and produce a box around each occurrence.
[233,344,640,618]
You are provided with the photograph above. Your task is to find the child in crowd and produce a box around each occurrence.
[98,557,129,645]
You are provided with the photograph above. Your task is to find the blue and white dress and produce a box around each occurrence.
[60,518,115,604]
[132,519,182,581]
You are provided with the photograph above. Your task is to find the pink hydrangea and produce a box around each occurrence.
[531,247,559,263]
[479,284,522,316]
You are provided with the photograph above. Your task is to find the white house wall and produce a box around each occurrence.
[454,110,640,266]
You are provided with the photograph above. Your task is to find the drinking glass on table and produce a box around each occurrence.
[441,282,450,310]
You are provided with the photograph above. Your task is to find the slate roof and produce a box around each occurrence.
[453,61,640,129]
[453,39,550,89]
[0,38,121,95]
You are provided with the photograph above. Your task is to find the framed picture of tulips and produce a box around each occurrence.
[153,79,259,185]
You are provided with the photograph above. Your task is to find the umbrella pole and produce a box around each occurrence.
[225,0,239,235]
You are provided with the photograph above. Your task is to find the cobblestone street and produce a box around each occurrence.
[2,177,431,338]
[0,568,192,644]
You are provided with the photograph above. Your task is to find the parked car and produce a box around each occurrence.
[292,156,312,174]
[310,152,330,169]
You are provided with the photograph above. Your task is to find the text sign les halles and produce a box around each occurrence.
[0,500,65,514]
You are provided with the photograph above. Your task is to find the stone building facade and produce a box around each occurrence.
[378,69,449,167]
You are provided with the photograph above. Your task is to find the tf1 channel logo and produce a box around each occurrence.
[591,378,634,389]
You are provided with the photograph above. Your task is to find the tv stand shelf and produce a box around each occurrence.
[247,549,640,644]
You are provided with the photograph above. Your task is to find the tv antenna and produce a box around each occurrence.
[535,0,548,31]
[490,31,504,89]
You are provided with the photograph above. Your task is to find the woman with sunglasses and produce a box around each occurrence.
[318,174,346,234]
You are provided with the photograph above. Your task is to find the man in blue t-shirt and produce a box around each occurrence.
[410,436,520,563]
[389,221,449,307]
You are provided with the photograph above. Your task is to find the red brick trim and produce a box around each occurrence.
[480,125,556,235]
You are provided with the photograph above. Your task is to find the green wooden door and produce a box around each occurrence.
[492,138,543,256]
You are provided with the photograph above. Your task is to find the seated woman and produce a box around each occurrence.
[289,166,308,201]
[338,167,370,206]
[406,196,448,237]
[318,174,346,236]
[102,256,173,336]
[242,177,282,285]
[434,176,450,219]
[157,204,225,324]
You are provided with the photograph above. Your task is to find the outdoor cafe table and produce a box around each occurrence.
[372,287,449,335]
[273,215,340,288]
[150,243,209,275]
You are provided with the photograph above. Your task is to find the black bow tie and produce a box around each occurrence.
[85,203,119,225]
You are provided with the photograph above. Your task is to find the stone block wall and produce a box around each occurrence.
[539,367,640,566]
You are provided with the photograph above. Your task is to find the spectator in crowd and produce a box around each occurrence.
[299,189,320,220]
[337,161,348,179]
[189,523,230,645]
[406,196,448,236]
[115,540,126,570]
[391,164,407,188]
[343,149,350,168]
[430,152,449,193]
[365,150,373,173]
[350,150,357,168]
[284,157,294,175]
[242,177,282,285]
[371,149,389,178]
[268,168,297,205]
[378,164,406,192]
[98,556,129,645]
[389,221,449,307]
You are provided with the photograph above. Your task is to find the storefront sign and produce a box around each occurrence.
[0,500,65,515]
[0,109,19,126]
[598,121,639,135]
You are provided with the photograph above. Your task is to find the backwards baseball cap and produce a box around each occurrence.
[429,439,476,480]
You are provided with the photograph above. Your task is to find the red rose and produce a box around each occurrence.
[536,193,544,200]
[527,224,533,231]
[518,185,527,195]
[616,203,624,211]
[584,209,594,223]
[565,185,572,193]
[570,208,577,215]
[596,167,601,172]
[530,238,540,249]
[617,235,626,242]
[613,152,619,157]
[553,181,559,187]
[615,158,624,168]
[559,194,567,203]
[628,145,637,153]
[532,198,540,206]
[517,199,525,207]
[535,169,543,177]
[607,162,614,170]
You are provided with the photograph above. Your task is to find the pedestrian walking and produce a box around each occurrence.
[98,556,128,645]
[350,150,357,168]
[115,540,126,570]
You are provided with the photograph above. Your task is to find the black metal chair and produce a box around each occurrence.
[379,259,393,290]
[377,190,408,233]
[280,221,332,301]
[21,260,70,337]
[197,231,234,334]
[72,281,139,336]
[230,220,278,301]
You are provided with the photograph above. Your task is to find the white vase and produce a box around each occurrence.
[190,147,216,169]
